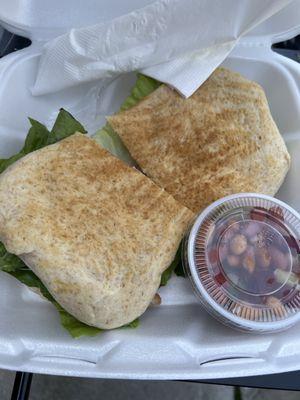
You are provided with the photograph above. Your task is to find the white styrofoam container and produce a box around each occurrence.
[0,0,300,380]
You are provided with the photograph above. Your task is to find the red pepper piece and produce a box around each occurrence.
[214,272,226,285]
[250,207,267,221]
[208,248,218,264]
[283,235,299,251]
[266,277,275,285]
[269,206,284,222]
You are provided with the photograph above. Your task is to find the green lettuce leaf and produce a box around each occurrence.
[174,256,186,277]
[55,303,101,338]
[0,121,47,174]
[125,318,139,329]
[23,119,50,153]
[119,73,162,111]
[0,109,86,174]
[48,108,87,143]
[0,242,25,273]
[160,242,186,285]
[93,74,161,165]
[93,123,136,166]
[160,245,181,286]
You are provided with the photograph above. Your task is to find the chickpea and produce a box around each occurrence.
[227,254,240,268]
[230,234,247,255]
[270,246,290,270]
[256,247,271,269]
[242,247,256,274]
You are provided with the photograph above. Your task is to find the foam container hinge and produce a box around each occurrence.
[0,0,300,379]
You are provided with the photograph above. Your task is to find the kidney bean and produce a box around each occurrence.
[269,206,284,222]
[227,254,240,268]
[250,207,267,221]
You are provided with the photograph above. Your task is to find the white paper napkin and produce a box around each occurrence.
[32,0,293,98]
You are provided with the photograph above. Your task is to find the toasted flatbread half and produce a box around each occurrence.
[108,67,290,213]
[0,133,193,329]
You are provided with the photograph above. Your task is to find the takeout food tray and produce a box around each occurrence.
[0,0,300,379]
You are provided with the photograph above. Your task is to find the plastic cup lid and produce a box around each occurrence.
[187,193,300,331]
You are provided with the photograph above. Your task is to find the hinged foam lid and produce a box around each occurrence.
[0,0,154,40]
[243,0,300,44]
[0,0,299,42]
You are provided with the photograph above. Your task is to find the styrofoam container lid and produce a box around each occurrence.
[0,0,154,40]
[0,0,299,42]
[185,194,300,333]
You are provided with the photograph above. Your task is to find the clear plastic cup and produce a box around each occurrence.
[183,193,300,333]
